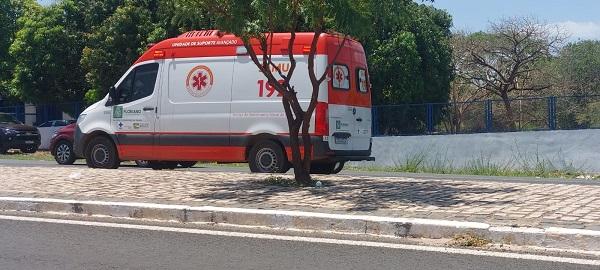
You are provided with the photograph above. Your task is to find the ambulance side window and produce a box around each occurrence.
[356,68,369,93]
[332,64,350,90]
[115,63,159,105]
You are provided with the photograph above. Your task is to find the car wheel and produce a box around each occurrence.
[178,161,197,168]
[0,144,7,155]
[20,145,38,154]
[135,160,150,168]
[310,162,345,175]
[248,140,288,173]
[54,140,76,165]
[85,136,120,169]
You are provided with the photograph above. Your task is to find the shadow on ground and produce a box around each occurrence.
[190,176,519,212]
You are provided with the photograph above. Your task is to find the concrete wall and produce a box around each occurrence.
[352,129,600,173]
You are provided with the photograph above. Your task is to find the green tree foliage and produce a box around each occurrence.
[81,1,157,102]
[80,0,212,103]
[364,1,452,105]
[0,0,35,101]
[9,0,88,103]
[2,0,450,109]
[555,41,600,96]
[0,0,14,99]
[551,41,600,128]
[362,1,452,135]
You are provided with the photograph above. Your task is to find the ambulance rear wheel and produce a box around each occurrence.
[85,136,120,169]
[310,162,345,175]
[148,161,178,170]
[249,141,288,173]
[178,161,197,168]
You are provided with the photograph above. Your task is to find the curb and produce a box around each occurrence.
[0,197,599,251]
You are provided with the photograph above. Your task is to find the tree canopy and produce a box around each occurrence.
[0,0,452,107]
[0,0,35,101]
[9,0,87,103]
[365,1,453,106]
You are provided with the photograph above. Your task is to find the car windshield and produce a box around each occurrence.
[0,113,22,124]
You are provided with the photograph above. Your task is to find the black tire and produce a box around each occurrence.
[85,136,120,169]
[148,161,162,170]
[310,162,345,175]
[178,161,197,168]
[53,140,76,165]
[20,145,38,154]
[148,161,178,170]
[332,161,345,174]
[0,145,7,155]
[135,160,150,168]
[248,140,288,173]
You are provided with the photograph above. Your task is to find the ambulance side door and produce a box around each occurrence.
[110,62,161,160]
[158,57,234,160]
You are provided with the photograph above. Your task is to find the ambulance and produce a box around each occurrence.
[73,30,374,174]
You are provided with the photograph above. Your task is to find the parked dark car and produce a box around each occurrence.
[0,113,41,154]
[50,123,78,165]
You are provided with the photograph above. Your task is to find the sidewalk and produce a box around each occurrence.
[0,165,599,231]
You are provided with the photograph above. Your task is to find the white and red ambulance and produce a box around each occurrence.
[74,30,373,174]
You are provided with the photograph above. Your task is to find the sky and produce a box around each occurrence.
[428,0,600,41]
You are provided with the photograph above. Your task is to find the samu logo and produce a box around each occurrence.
[186,65,214,97]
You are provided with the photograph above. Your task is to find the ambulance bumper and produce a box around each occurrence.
[312,138,374,162]
[73,126,85,158]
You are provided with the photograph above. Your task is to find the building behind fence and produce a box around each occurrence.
[1,96,599,136]
[0,102,84,126]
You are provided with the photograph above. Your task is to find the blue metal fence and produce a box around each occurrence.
[0,102,84,125]
[372,95,600,136]
[2,96,599,136]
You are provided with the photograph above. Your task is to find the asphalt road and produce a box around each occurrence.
[1,158,598,185]
[0,216,597,270]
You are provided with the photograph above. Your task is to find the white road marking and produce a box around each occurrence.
[0,214,598,266]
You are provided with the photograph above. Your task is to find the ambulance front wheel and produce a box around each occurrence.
[85,136,120,169]
[249,141,289,174]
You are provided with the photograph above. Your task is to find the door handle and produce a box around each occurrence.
[356,118,363,122]
[143,107,155,112]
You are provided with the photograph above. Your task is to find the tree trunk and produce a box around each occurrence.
[288,118,312,186]
[301,112,313,172]
[500,93,516,130]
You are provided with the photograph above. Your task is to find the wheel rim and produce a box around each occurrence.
[92,145,109,165]
[256,148,278,172]
[56,144,71,162]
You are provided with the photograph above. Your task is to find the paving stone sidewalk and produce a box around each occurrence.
[1,165,599,230]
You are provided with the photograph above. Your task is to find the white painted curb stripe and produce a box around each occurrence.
[0,214,598,266]
[0,197,488,229]
[1,196,599,252]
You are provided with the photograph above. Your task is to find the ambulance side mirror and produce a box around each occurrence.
[108,86,117,101]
